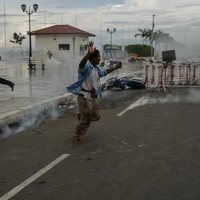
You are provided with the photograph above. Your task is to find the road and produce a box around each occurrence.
[1,88,200,200]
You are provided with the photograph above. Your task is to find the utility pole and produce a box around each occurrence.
[150,14,155,62]
[3,3,7,59]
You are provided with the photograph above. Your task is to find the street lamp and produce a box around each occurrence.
[107,28,116,50]
[150,14,155,62]
[21,4,38,70]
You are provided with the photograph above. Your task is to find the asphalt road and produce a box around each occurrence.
[1,88,200,200]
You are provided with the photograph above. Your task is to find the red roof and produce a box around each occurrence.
[32,24,95,37]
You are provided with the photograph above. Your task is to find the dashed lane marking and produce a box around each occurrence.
[117,96,146,116]
[0,153,70,200]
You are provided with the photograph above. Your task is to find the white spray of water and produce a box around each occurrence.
[46,57,61,66]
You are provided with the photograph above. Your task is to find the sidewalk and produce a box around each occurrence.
[0,59,78,130]
[0,93,74,127]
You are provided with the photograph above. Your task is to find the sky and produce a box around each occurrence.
[0,0,200,51]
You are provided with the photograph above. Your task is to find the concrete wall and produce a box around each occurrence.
[34,34,89,62]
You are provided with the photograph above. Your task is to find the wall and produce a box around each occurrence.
[34,34,89,62]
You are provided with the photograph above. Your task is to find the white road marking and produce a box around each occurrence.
[117,96,146,116]
[0,153,70,200]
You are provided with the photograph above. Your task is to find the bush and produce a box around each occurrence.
[126,44,153,57]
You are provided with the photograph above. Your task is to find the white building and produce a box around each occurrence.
[32,24,95,62]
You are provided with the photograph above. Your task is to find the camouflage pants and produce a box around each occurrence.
[75,95,101,137]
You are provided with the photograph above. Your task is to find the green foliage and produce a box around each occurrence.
[134,28,175,45]
[134,28,152,43]
[103,44,121,50]
[126,44,153,57]
[10,32,26,45]
[103,44,110,49]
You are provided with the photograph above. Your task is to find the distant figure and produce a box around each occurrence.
[0,77,15,91]
[47,50,52,59]
[42,62,45,70]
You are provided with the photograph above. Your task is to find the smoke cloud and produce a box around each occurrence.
[0,104,62,139]
[118,88,200,116]
[0,92,75,139]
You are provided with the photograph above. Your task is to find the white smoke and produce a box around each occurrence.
[118,89,200,116]
[0,105,62,139]
[0,94,75,139]
[46,57,61,66]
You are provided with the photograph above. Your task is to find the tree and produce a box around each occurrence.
[135,28,147,44]
[10,32,26,46]
[154,31,174,44]
[135,28,175,45]
[153,30,175,51]
[135,28,152,44]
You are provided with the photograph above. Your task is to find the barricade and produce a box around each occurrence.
[145,62,200,89]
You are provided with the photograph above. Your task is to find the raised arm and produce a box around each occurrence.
[79,41,96,69]
[105,61,122,74]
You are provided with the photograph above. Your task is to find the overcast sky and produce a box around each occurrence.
[0,0,200,49]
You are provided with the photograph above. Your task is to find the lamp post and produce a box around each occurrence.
[107,28,116,50]
[21,4,38,70]
[150,14,155,62]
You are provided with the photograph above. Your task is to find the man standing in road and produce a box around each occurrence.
[67,41,122,143]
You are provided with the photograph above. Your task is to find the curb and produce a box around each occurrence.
[0,93,75,128]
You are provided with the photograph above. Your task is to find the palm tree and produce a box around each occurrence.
[144,29,153,43]
[10,32,26,53]
[135,28,150,44]
[135,28,176,52]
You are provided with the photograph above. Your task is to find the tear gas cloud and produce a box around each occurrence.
[126,89,200,113]
[0,104,62,139]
